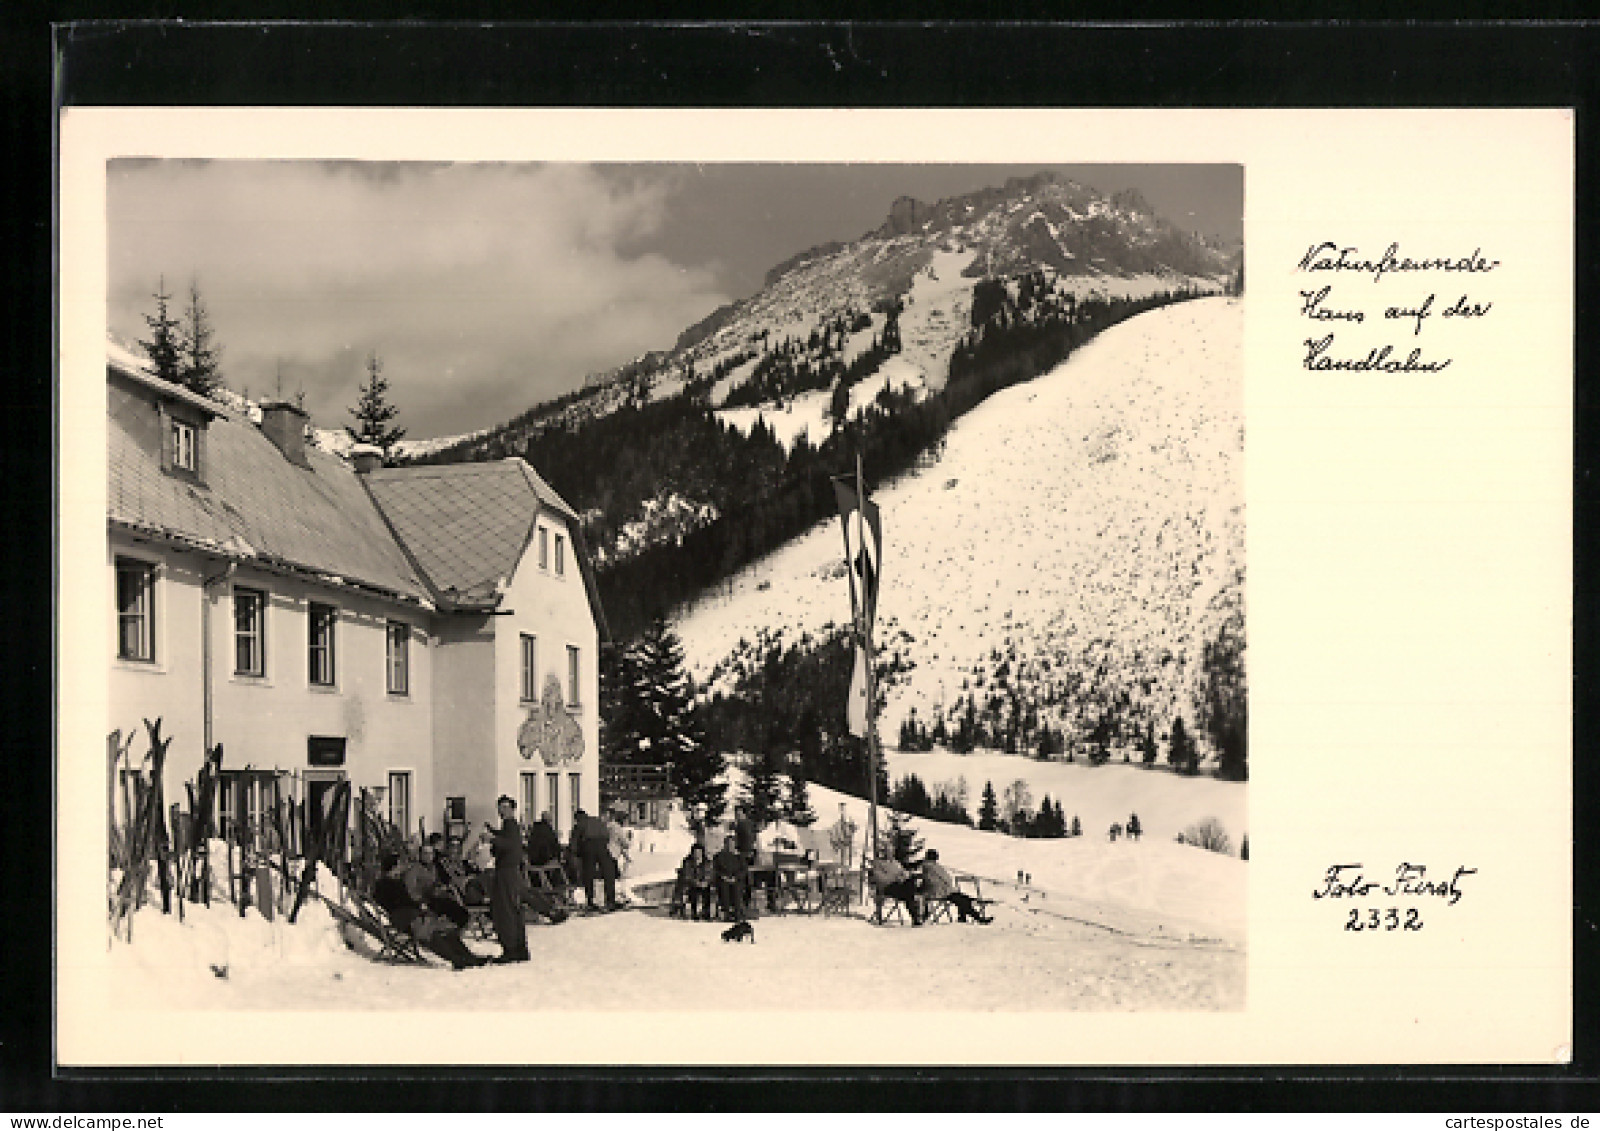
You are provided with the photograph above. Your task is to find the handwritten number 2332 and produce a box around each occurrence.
[1345,907,1423,931]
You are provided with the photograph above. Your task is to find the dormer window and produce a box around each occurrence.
[160,405,205,482]
[172,419,197,472]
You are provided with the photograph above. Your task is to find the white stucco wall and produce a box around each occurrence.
[431,614,498,832]
[108,535,207,779]
[493,508,600,837]
[108,534,435,835]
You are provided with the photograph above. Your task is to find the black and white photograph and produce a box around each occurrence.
[53,99,1573,1070]
[99,158,1247,1014]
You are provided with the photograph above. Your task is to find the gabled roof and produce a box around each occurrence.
[361,459,579,611]
[107,355,431,605]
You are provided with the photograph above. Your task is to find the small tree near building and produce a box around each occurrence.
[178,280,223,397]
[884,808,923,866]
[786,772,817,827]
[347,352,407,454]
[140,277,183,386]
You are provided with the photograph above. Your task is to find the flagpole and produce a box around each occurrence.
[858,450,881,862]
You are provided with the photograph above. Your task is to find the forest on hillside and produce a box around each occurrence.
[412,274,1213,644]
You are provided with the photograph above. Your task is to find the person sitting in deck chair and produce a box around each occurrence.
[373,852,487,970]
[712,835,750,922]
[406,843,470,930]
[869,851,923,925]
[673,842,715,921]
[918,849,992,924]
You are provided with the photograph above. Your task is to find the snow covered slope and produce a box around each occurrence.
[675,295,1244,756]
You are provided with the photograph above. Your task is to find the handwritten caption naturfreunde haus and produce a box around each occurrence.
[1296,242,1499,374]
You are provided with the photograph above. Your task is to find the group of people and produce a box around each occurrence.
[369,795,638,968]
[671,803,766,923]
[869,848,992,926]
[671,834,759,922]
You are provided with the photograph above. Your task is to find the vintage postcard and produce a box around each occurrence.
[56,107,1571,1066]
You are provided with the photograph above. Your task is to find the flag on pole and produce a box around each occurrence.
[832,476,883,636]
[847,643,870,737]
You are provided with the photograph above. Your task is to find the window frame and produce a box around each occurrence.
[521,772,538,827]
[566,644,581,708]
[114,557,157,663]
[233,586,266,677]
[385,620,410,696]
[555,532,566,577]
[171,417,197,472]
[537,525,549,571]
[307,601,338,687]
[520,633,538,703]
[387,770,412,838]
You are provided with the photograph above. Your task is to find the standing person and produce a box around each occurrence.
[918,849,992,924]
[712,835,750,922]
[571,808,619,912]
[734,803,758,905]
[525,811,562,868]
[487,795,529,963]
[606,807,633,878]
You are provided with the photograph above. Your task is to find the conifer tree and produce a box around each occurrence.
[977,780,1000,831]
[1037,793,1057,837]
[1071,814,1082,837]
[1168,715,1199,775]
[628,617,727,821]
[749,744,788,828]
[884,808,923,865]
[786,771,817,827]
[347,352,407,452]
[178,280,222,396]
[139,277,183,386]
[600,642,647,764]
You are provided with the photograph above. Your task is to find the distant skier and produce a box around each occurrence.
[1126,813,1142,841]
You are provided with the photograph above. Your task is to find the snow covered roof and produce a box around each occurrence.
[107,351,433,605]
[361,459,590,614]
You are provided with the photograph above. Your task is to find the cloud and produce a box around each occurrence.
[108,161,729,437]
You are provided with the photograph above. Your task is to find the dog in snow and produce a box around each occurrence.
[721,919,755,944]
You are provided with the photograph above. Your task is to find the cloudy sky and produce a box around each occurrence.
[108,161,1242,439]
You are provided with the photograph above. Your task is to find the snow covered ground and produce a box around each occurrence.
[883,749,1246,853]
[677,295,1245,744]
[105,778,1242,1016]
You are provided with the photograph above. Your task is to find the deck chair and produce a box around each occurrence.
[924,872,994,925]
[334,889,431,965]
[867,869,915,926]
[528,860,576,909]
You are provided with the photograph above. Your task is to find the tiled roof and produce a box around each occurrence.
[362,460,576,608]
[108,359,431,604]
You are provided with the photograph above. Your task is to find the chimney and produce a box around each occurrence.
[258,400,310,467]
[349,442,384,475]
